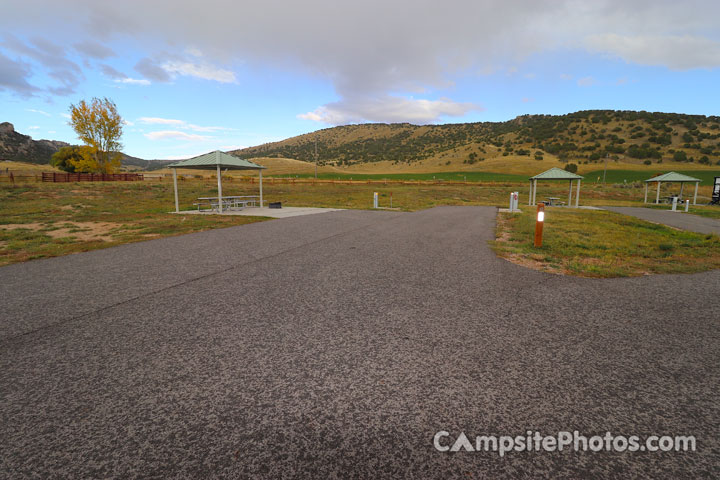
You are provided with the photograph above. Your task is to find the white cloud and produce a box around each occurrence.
[299,95,481,125]
[116,77,151,85]
[577,76,596,87]
[144,130,211,141]
[138,117,182,125]
[26,108,51,116]
[559,73,573,80]
[161,61,236,83]
[585,33,720,70]
[3,0,720,117]
[28,125,40,130]
[138,117,233,132]
[48,130,56,133]
[60,113,71,119]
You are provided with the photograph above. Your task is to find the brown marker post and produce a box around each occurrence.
[534,203,545,247]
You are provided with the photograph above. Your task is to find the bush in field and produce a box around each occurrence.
[51,146,87,172]
[564,163,578,173]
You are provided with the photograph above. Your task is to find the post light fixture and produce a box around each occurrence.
[534,203,545,247]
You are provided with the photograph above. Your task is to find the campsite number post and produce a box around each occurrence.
[534,203,545,248]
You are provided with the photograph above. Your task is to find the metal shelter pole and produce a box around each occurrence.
[172,168,179,213]
[568,180,573,206]
[656,181,661,204]
[644,182,648,203]
[259,169,263,207]
[693,182,698,205]
[575,179,581,208]
[529,181,532,206]
[217,164,223,213]
[533,179,537,205]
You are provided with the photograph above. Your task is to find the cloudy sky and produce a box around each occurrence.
[1,0,719,159]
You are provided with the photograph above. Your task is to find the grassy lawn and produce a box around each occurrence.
[582,169,720,185]
[492,207,720,277]
[266,171,529,182]
[0,181,269,266]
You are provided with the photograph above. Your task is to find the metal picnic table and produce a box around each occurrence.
[195,195,260,212]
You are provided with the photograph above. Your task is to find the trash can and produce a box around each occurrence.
[269,202,282,209]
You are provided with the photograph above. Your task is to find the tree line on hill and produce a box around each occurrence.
[232,110,720,167]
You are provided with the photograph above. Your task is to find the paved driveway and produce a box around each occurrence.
[603,206,720,235]
[1,207,718,478]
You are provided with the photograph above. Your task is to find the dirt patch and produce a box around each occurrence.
[497,251,567,276]
[0,221,122,242]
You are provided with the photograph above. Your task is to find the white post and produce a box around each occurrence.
[373,192,379,208]
[172,168,179,213]
[532,180,537,205]
[575,179,581,208]
[685,200,689,212]
[509,192,514,210]
[644,182,648,203]
[693,182,698,205]
[216,164,223,213]
[259,168,263,207]
[568,180,573,207]
[656,181,661,204]
[528,181,533,206]
[672,196,678,211]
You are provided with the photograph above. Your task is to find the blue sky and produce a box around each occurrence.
[1,1,719,159]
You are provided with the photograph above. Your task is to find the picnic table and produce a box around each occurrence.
[194,196,259,212]
[545,197,564,206]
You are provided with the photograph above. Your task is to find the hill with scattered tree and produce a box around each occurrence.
[0,122,152,169]
[231,110,720,171]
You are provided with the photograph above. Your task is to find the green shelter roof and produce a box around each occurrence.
[645,171,701,183]
[167,150,265,170]
[530,167,584,180]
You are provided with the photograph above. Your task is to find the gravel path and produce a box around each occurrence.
[2,207,718,478]
[603,206,720,235]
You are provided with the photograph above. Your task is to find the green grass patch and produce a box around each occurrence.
[267,171,528,182]
[492,207,720,277]
[583,169,720,185]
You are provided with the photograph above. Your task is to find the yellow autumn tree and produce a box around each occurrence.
[68,97,124,174]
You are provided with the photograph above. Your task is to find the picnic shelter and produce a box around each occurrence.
[167,151,266,213]
[644,172,701,205]
[529,167,584,207]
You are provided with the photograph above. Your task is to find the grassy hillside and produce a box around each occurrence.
[231,110,720,176]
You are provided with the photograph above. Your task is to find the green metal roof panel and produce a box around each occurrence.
[167,150,265,170]
[530,167,584,180]
[645,171,701,182]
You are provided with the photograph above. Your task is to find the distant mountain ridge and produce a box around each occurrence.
[0,122,157,169]
[231,110,720,168]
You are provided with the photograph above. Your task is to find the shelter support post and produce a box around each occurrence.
[575,179,581,208]
[656,181,661,204]
[259,169,263,207]
[644,182,648,203]
[217,165,223,214]
[680,183,684,198]
[172,168,179,213]
[693,182,698,205]
[529,181,532,206]
[568,180,573,206]
[532,179,537,205]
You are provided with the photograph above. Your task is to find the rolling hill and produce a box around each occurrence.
[231,110,720,174]
[0,122,154,169]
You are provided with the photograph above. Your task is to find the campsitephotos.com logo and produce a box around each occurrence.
[433,431,696,457]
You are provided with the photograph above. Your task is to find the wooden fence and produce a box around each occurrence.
[41,172,144,182]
